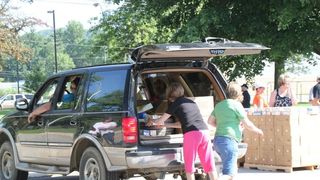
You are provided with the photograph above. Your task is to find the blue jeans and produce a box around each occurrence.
[213,136,238,176]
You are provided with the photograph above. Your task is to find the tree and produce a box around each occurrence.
[22,51,75,92]
[20,30,75,92]
[98,0,320,86]
[58,21,86,67]
[23,60,48,92]
[91,1,173,63]
[0,0,40,67]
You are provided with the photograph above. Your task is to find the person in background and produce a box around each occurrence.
[309,76,320,106]
[208,82,263,180]
[269,74,297,107]
[147,82,217,180]
[241,84,251,108]
[252,82,268,109]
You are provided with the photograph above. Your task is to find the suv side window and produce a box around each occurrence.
[16,95,23,99]
[86,70,128,112]
[5,95,13,101]
[56,75,82,110]
[25,94,33,100]
[34,79,59,109]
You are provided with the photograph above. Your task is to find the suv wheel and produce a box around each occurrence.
[0,142,28,180]
[80,147,119,180]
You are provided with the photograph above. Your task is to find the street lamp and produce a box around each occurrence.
[47,10,58,73]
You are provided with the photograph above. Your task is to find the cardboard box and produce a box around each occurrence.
[245,146,260,164]
[259,144,275,165]
[244,107,320,168]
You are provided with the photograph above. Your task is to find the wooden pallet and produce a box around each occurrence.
[244,163,317,173]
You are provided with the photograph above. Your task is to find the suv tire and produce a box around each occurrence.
[80,147,119,180]
[0,141,28,180]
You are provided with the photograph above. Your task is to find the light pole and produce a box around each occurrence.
[47,10,58,73]
[16,61,20,94]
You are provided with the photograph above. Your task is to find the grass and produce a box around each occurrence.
[296,102,311,107]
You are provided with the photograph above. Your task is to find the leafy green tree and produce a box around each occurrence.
[91,2,173,63]
[22,60,48,93]
[19,30,75,92]
[22,52,75,93]
[82,34,108,66]
[99,0,320,86]
[56,21,107,67]
[58,21,87,67]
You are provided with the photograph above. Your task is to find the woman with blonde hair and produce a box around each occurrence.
[147,82,217,180]
[208,82,263,180]
[269,74,297,107]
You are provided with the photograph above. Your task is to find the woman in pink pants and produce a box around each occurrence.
[147,82,217,180]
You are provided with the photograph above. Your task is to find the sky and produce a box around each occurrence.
[10,0,120,30]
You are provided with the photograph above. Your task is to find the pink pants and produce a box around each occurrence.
[183,130,215,173]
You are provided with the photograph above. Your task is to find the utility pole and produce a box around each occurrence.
[16,61,20,94]
[47,10,58,73]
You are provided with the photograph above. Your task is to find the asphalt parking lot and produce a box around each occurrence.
[28,167,320,180]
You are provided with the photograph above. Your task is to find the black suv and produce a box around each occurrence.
[0,38,268,180]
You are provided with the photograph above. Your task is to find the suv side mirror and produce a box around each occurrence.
[15,98,29,111]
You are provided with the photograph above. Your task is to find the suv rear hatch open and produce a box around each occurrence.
[124,38,268,176]
[132,38,269,147]
[131,37,269,62]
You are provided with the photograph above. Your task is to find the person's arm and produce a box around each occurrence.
[28,102,52,123]
[259,96,265,109]
[269,90,276,107]
[146,113,171,126]
[309,88,314,104]
[263,97,269,108]
[288,87,297,105]
[311,98,320,106]
[165,121,181,128]
[241,117,263,135]
[207,115,216,128]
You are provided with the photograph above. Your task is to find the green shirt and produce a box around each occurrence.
[212,99,246,142]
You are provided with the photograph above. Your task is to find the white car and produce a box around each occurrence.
[0,94,33,110]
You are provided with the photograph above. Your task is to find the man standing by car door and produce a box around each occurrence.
[241,84,251,108]
[309,76,320,106]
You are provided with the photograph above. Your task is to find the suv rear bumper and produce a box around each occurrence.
[124,143,246,171]
[126,147,223,169]
[126,148,184,169]
[238,143,248,159]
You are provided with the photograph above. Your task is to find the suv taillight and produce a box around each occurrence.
[122,117,137,144]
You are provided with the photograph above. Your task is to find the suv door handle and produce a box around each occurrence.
[70,120,77,126]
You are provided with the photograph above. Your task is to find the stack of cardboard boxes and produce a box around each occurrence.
[244,107,320,170]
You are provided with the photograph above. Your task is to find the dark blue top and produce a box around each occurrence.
[242,90,251,108]
[62,93,75,103]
